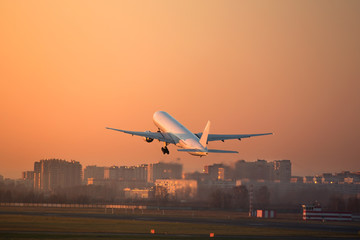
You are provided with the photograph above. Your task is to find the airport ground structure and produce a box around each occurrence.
[0,159,359,215]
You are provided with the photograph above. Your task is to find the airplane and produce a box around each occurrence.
[106,111,272,156]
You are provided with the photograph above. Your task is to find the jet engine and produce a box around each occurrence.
[143,131,154,143]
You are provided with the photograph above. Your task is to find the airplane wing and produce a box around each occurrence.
[195,132,272,142]
[106,127,176,144]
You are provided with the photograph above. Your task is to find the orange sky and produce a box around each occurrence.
[1,1,359,179]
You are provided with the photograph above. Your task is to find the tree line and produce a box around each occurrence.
[0,181,359,213]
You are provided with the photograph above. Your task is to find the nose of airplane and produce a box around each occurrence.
[153,111,169,122]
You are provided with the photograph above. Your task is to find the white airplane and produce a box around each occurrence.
[106,111,272,156]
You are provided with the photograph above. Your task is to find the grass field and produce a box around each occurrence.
[0,206,359,239]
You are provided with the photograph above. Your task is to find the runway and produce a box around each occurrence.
[0,210,359,239]
[1,230,358,240]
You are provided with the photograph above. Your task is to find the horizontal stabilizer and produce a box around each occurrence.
[207,149,238,153]
[177,149,205,152]
[177,149,238,153]
[195,132,273,142]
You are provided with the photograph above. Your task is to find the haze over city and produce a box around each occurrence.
[1,1,360,179]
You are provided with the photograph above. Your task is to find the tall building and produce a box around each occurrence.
[98,164,149,181]
[273,160,291,182]
[104,166,119,180]
[22,171,35,189]
[234,159,291,182]
[234,160,272,181]
[22,171,34,181]
[85,164,149,189]
[134,164,148,182]
[118,166,135,180]
[83,165,105,183]
[148,162,182,182]
[33,159,82,191]
[34,161,41,189]
[203,164,231,181]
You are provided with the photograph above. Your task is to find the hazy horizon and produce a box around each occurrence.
[1,156,358,180]
[1,1,359,179]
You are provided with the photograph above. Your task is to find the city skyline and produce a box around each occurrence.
[1,1,360,179]
[19,158,360,183]
[16,158,360,205]
[3,157,359,181]
[0,157,356,224]
[1,153,360,180]
[2,152,360,180]
[8,158,360,211]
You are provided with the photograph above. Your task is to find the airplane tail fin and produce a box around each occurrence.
[199,121,210,148]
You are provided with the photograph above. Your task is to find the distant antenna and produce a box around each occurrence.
[249,184,254,217]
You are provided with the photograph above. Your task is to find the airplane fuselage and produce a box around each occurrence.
[106,111,272,156]
[153,111,207,156]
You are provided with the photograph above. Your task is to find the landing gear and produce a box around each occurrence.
[161,146,169,155]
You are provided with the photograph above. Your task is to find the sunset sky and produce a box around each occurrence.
[1,1,359,179]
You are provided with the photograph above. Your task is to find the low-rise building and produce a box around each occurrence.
[124,188,150,199]
[155,179,197,200]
